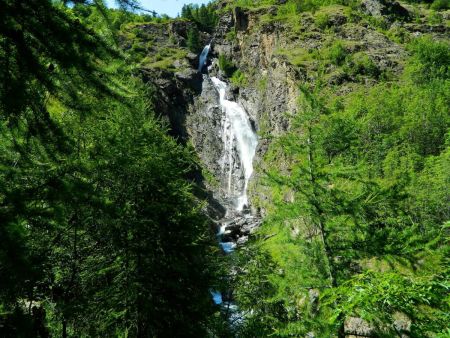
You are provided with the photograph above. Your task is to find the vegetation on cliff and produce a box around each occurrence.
[223,1,449,337]
[235,38,449,336]
[0,0,449,337]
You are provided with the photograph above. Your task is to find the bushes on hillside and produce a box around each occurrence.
[218,54,236,77]
[407,36,450,83]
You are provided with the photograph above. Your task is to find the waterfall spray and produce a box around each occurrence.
[198,43,211,72]
[210,77,258,212]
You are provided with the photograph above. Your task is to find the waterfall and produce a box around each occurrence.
[199,45,259,320]
[198,44,211,72]
[210,77,258,212]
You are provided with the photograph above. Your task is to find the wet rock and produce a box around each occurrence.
[186,52,199,67]
[236,236,248,246]
[218,214,262,245]
[175,69,202,91]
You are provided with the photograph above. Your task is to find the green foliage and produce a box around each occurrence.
[275,47,319,67]
[230,0,354,13]
[141,47,188,70]
[406,36,450,83]
[187,27,201,53]
[225,28,237,41]
[180,3,218,32]
[258,76,269,92]
[230,69,248,87]
[0,1,223,337]
[344,52,380,78]
[218,54,236,77]
[233,33,450,337]
[428,10,444,24]
[324,269,450,336]
[431,0,449,10]
[232,246,283,337]
[315,11,332,28]
[231,0,277,9]
[325,40,349,66]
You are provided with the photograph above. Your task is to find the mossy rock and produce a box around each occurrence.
[314,5,350,29]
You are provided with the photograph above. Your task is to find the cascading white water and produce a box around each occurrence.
[198,44,211,72]
[200,45,258,316]
[210,77,258,212]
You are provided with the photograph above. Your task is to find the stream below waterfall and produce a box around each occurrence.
[198,44,259,311]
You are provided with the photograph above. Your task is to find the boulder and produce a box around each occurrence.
[345,317,374,337]
[360,0,410,21]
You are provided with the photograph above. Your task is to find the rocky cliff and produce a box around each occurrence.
[122,0,448,222]
[120,1,449,336]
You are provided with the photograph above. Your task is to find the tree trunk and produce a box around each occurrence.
[62,319,67,338]
[307,119,345,338]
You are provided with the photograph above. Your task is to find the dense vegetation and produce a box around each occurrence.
[1,0,448,337]
[223,1,449,337]
[0,1,221,337]
[233,39,449,336]
[181,3,219,33]
[181,3,218,53]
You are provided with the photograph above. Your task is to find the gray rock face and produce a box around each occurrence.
[360,0,410,21]
[393,312,411,338]
[141,68,201,141]
[219,213,262,246]
[344,317,374,337]
[187,76,224,176]
[136,0,415,230]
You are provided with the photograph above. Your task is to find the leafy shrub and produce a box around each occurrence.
[386,26,411,44]
[430,0,449,10]
[428,10,444,24]
[345,52,380,78]
[230,69,248,87]
[225,28,237,41]
[277,1,302,16]
[314,12,331,29]
[218,54,236,77]
[131,41,146,54]
[326,41,348,66]
[407,36,450,83]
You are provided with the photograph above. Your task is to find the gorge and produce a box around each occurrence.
[136,1,449,335]
[0,0,448,337]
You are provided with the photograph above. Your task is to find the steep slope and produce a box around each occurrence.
[122,1,449,336]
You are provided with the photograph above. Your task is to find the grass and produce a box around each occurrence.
[275,46,320,67]
[141,47,188,71]
[230,69,248,87]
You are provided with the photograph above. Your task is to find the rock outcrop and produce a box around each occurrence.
[128,0,447,250]
[121,0,449,332]
[360,0,411,21]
